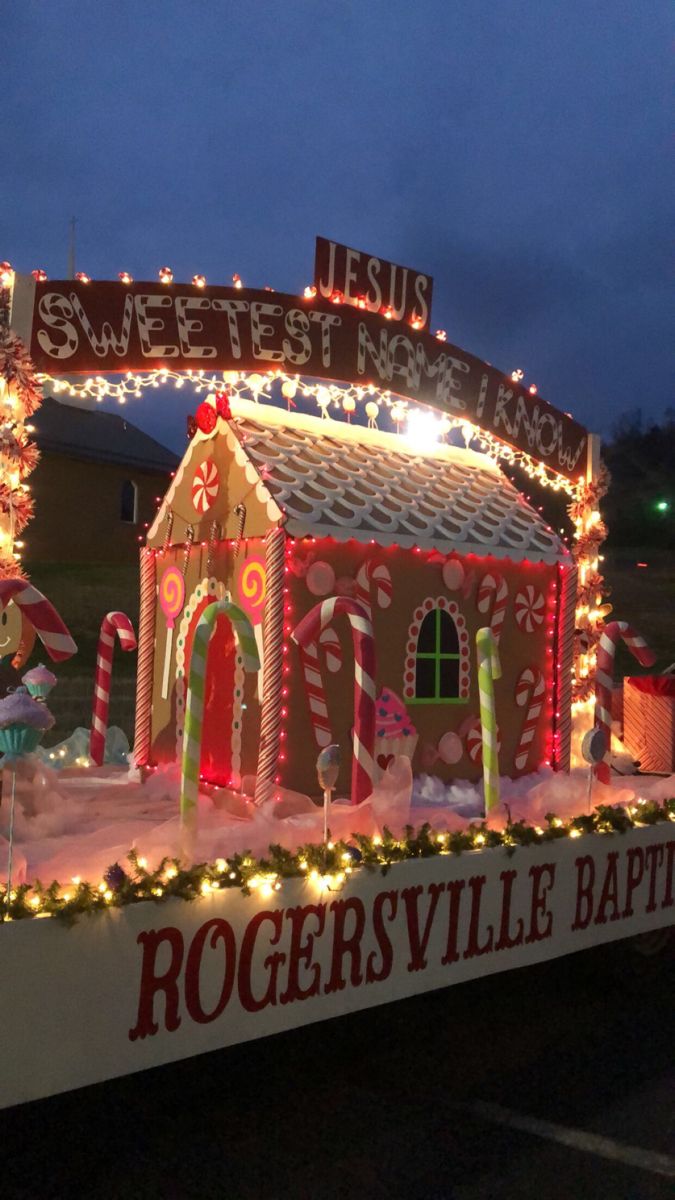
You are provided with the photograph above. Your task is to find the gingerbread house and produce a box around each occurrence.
[138,396,575,800]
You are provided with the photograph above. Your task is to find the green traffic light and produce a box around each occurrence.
[655,499,670,513]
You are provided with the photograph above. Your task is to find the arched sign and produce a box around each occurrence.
[10,270,588,483]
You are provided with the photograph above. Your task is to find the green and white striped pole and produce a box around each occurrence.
[476,626,502,815]
[180,599,260,835]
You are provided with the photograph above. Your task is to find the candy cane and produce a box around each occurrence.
[90,612,137,767]
[181,599,259,827]
[293,597,375,805]
[299,628,344,749]
[133,550,156,767]
[514,666,546,771]
[0,579,76,662]
[594,620,655,784]
[476,572,508,645]
[476,627,502,813]
[514,585,545,634]
[355,560,392,622]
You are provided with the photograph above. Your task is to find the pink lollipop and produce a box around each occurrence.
[160,567,185,699]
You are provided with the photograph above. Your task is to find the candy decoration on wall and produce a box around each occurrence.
[159,566,185,699]
[442,557,465,592]
[298,628,343,749]
[593,620,655,785]
[422,729,464,770]
[237,555,267,626]
[183,524,195,576]
[90,612,137,767]
[306,560,336,597]
[191,460,219,515]
[180,599,259,830]
[355,560,392,622]
[476,572,508,645]
[206,519,220,578]
[465,716,502,764]
[237,552,267,687]
[476,627,502,813]
[0,579,76,662]
[438,730,463,765]
[133,550,156,766]
[293,597,375,805]
[233,503,246,558]
[255,526,286,805]
[514,666,546,770]
[514,585,546,633]
[162,509,174,554]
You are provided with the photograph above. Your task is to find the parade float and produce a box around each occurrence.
[0,241,672,1109]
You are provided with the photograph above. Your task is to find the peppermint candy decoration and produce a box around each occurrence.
[514,584,545,633]
[192,460,220,514]
[465,716,502,765]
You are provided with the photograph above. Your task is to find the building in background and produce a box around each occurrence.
[26,397,179,563]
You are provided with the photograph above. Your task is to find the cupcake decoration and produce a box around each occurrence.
[373,689,418,777]
[0,687,55,758]
[22,663,57,700]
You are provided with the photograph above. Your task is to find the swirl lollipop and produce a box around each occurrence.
[160,567,185,699]
[237,556,267,626]
[237,556,267,683]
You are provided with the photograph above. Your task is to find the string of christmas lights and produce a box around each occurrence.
[2,799,673,922]
[0,267,42,575]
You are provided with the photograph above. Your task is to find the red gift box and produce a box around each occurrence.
[623,675,675,773]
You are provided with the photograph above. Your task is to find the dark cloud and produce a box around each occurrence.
[1,0,672,446]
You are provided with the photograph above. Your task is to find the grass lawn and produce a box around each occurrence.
[26,562,139,743]
[20,550,675,747]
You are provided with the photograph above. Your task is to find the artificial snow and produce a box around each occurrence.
[0,752,673,886]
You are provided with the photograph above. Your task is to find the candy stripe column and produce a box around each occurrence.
[594,620,655,784]
[255,526,286,806]
[555,564,577,770]
[133,549,157,766]
[292,596,375,805]
[476,626,502,814]
[181,599,259,828]
[90,612,137,766]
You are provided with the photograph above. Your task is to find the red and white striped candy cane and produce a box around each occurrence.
[90,612,137,766]
[476,572,508,644]
[594,620,655,784]
[514,585,546,634]
[298,628,343,748]
[355,560,392,622]
[0,579,76,661]
[514,666,546,770]
[293,597,375,805]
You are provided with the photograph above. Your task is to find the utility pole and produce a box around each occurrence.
[67,217,76,279]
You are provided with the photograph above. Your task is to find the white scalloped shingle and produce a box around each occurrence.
[233,413,567,564]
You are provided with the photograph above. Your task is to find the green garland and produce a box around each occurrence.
[2,798,674,925]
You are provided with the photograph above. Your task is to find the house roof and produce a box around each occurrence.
[151,398,568,564]
[32,396,179,472]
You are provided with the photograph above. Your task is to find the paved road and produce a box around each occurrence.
[5,937,674,1199]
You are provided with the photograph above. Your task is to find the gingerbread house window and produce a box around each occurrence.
[404,597,470,704]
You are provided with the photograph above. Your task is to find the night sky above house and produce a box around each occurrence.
[2,1,672,454]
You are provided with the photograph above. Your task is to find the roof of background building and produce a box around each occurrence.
[32,396,179,472]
